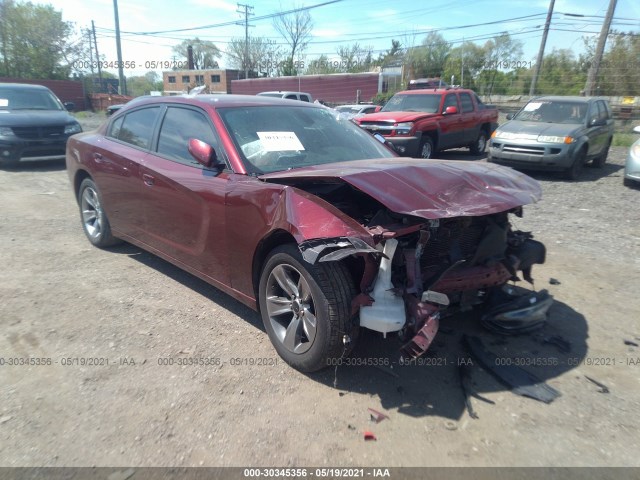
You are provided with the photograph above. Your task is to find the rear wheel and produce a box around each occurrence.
[419,137,435,159]
[469,130,487,155]
[78,178,121,248]
[258,244,357,372]
[564,148,587,180]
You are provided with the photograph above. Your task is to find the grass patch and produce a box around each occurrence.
[612,133,639,148]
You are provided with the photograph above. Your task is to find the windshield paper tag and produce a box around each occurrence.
[524,102,542,111]
[257,131,305,152]
[0,99,8,107]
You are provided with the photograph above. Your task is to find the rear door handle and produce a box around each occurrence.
[142,173,155,186]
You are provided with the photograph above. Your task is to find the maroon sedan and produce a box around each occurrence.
[66,95,551,372]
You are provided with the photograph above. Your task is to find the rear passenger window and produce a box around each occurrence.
[285,94,297,100]
[300,95,311,102]
[157,106,220,166]
[459,93,474,113]
[116,107,160,149]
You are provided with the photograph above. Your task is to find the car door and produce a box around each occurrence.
[438,93,462,149]
[93,106,161,239]
[458,92,479,146]
[586,101,609,158]
[139,105,230,285]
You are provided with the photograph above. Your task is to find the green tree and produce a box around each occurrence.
[377,39,404,67]
[442,41,485,89]
[406,32,451,79]
[172,38,221,69]
[305,54,339,75]
[336,43,374,73]
[534,48,585,95]
[126,71,163,97]
[0,0,82,79]
[595,32,640,96]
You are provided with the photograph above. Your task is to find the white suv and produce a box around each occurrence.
[257,91,313,102]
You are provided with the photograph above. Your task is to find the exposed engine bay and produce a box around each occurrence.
[296,180,552,360]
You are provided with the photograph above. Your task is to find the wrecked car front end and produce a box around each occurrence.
[262,159,551,360]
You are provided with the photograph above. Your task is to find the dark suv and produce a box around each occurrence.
[0,83,82,167]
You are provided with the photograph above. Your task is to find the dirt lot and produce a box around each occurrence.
[1,115,639,468]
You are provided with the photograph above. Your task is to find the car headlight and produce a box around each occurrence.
[394,122,413,135]
[537,135,574,144]
[0,126,14,136]
[65,123,82,135]
[631,143,640,158]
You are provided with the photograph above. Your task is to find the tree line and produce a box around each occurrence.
[1,0,638,97]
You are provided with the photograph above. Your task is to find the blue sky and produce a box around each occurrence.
[44,0,640,77]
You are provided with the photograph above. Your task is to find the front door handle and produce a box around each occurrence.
[142,173,155,186]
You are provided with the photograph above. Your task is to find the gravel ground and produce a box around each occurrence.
[0,113,639,469]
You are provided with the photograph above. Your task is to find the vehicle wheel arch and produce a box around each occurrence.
[252,229,297,303]
[74,169,92,203]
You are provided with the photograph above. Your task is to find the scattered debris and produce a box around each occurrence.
[541,335,572,353]
[363,431,377,441]
[368,408,389,423]
[549,278,561,285]
[347,424,356,431]
[585,376,610,394]
[623,340,639,347]
[338,392,346,397]
[0,415,12,424]
[107,469,135,480]
[464,335,561,403]
[444,420,458,431]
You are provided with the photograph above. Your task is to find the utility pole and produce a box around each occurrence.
[584,0,617,96]
[87,29,95,78]
[236,3,254,79]
[529,0,555,97]
[113,0,126,95]
[92,21,104,93]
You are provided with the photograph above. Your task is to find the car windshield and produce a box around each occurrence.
[514,101,587,124]
[380,93,441,113]
[217,105,395,174]
[0,87,64,111]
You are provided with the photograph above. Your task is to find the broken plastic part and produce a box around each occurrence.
[481,288,553,335]
[359,239,406,335]
[363,431,377,441]
[367,408,389,423]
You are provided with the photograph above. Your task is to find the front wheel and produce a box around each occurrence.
[564,148,586,181]
[78,178,121,248]
[258,244,357,372]
[469,130,487,155]
[419,137,435,159]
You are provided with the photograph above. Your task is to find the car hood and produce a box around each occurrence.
[497,120,581,138]
[259,158,541,219]
[0,110,77,127]
[358,111,437,123]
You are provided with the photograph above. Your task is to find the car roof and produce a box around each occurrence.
[0,83,51,91]
[395,88,471,95]
[531,96,601,103]
[257,91,311,95]
[113,94,324,112]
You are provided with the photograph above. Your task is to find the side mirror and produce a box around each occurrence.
[64,102,75,112]
[506,113,514,120]
[188,138,222,169]
[444,106,458,115]
[589,117,606,127]
[374,106,382,113]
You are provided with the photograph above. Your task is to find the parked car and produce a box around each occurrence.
[66,95,549,372]
[624,125,640,187]
[334,104,380,120]
[355,88,498,158]
[257,91,313,102]
[488,96,614,180]
[0,83,82,167]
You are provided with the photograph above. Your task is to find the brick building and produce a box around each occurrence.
[163,69,245,95]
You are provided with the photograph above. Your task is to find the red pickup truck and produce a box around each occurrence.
[355,88,499,158]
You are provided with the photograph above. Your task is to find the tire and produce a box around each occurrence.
[78,178,121,248]
[564,148,587,181]
[624,177,635,188]
[592,138,611,168]
[419,137,435,159]
[469,130,487,155]
[258,244,357,372]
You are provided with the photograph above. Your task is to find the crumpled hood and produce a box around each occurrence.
[496,120,581,138]
[259,158,542,219]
